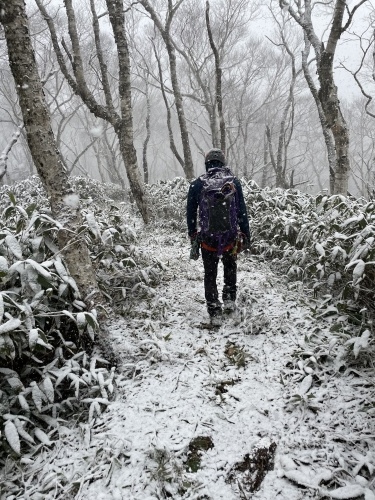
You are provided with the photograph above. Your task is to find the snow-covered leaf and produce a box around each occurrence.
[76,312,86,329]
[320,484,364,499]
[14,419,34,444]
[346,330,371,358]
[352,260,365,284]
[34,428,53,446]
[279,455,297,471]
[29,329,39,350]
[0,256,8,276]
[85,212,101,239]
[54,260,69,280]
[4,420,20,454]
[0,293,4,321]
[365,488,375,500]
[43,377,54,403]
[284,469,315,488]
[7,377,24,391]
[315,243,325,257]
[299,375,313,395]
[5,234,23,259]
[18,394,30,411]
[25,259,52,279]
[31,383,44,412]
[0,317,21,334]
[85,312,98,329]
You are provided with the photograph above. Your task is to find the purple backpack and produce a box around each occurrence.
[199,167,238,256]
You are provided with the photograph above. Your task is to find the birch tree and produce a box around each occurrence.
[36,0,148,222]
[280,0,369,194]
[205,0,225,151]
[0,0,102,307]
[138,0,195,179]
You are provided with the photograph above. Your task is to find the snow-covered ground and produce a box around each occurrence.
[12,225,374,500]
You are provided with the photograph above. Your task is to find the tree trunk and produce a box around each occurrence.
[301,34,337,193]
[0,0,102,308]
[318,51,350,194]
[206,0,226,153]
[152,40,185,170]
[106,0,149,218]
[36,0,148,223]
[284,0,360,194]
[139,0,195,180]
[261,128,269,188]
[142,78,151,184]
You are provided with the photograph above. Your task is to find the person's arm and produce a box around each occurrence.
[234,178,250,241]
[186,178,201,237]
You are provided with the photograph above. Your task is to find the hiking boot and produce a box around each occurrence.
[223,300,237,313]
[210,313,223,327]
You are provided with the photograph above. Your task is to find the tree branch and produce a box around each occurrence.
[0,125,22,181]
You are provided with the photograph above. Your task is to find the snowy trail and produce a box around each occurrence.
[18,224,374,499]
[86,230,319,499]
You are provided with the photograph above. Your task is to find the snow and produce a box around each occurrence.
[2,216,374,499]
[90,126,104,137]
[63,193,80,208]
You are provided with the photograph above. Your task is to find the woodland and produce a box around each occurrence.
[0,0,375,499]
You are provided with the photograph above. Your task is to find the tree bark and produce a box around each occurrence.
[205,0,226,153]
[0,0,101,308]
[152,40,184,169]
[106,0,149,217]
[283,0,368,194]
[36,0,148,222]
[173,42,219,148]
[0,126,22,181]
[261,128,269,188]
[139,0,195,179]
[301,34,337,193]
[317,0,350,194]
[142,78,151,184]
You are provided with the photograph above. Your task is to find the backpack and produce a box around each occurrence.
[199,167,238,256]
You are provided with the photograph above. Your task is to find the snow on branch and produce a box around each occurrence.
[0,125,23,181]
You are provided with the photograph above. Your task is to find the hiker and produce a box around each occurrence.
[186,148,251,326]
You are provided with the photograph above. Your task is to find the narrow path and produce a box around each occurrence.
[84,229,318,499]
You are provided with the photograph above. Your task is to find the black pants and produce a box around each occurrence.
[201,247,237,316]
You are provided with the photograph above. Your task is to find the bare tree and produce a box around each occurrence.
[35,0,148,222]
[205,0,225,151]
[172,0,258,159]
[340,22,375,120]
[0,0,102,307]
[280,0,369,194]
[0,126,22,181]
[265,12,303,188]
[138,0,194,179]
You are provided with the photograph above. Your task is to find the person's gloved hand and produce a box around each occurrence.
[242,236,250,252]
[238,233,250,254]
[189,232,200,260]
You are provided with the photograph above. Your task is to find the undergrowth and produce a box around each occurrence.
[0,177,165,470]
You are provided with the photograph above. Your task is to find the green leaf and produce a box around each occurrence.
[7,192,17,206]
[16,219,25,234]
[37,275,54,290]
[122,257,136,268]
[26,203,37,217]
[4,206,16,219]
[84,312,98,329]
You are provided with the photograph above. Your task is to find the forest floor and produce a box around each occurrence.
[12,223,375,500]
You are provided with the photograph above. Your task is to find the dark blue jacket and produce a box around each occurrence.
[186,170,250,241]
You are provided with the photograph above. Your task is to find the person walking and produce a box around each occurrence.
[186,149,251,326]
